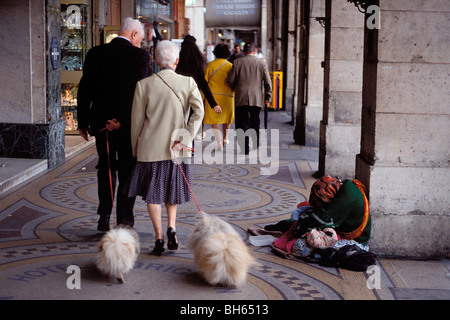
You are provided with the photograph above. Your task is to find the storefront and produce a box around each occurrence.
[60,0,176,134]
[137,0,175,44]
[204,0,262,59]
[0,0,178,167]
[60,0,91,134]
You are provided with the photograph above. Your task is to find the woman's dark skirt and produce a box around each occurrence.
[128,160,192,205]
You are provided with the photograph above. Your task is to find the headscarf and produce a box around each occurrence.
[309,175,342,207]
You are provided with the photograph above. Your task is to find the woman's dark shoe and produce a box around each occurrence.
[167,227,179,250]
[152,239,165,256]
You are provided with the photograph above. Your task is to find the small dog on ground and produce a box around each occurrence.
[96,224,140,283]
[189,212,255,287]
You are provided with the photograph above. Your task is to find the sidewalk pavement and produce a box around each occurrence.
[0,110,449,303]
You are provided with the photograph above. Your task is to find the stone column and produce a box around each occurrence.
[0,0,64,168]
[356,0,450,257]
[305,0,325,147]
[318,0,365,178]
[285,0,298,117]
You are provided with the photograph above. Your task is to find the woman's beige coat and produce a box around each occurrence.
[131,69,204,162]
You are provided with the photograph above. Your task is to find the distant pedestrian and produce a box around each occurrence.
[227,42,272,154]
[228,44,244,64]
[255,47,264,59]
[204,43,235,150]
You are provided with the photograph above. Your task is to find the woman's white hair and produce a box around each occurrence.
[155,40,180,67]
[120,17,145,36]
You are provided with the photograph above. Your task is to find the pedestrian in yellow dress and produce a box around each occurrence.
[204,43,235,150]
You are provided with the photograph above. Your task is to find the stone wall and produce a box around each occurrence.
[0,0,36,124]
[0,0,64,168]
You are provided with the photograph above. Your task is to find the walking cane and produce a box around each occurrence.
[264,104,268,129]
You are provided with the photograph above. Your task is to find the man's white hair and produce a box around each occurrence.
[155,40,180,67]
[120,17,145,36]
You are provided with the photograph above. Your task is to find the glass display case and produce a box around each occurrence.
[60,0,90,134]
[61,83,79,131]
[103,26,120,44]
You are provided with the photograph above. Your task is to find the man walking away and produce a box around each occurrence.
[77,17,151,231]
[227,42,272,154]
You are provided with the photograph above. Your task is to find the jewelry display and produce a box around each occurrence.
[60,2,90,134]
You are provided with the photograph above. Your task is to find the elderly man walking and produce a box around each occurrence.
[77,17,151,231]
[227,42,272,155]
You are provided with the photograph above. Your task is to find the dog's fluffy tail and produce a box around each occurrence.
[96,226,140,281]
[195,232,254,287]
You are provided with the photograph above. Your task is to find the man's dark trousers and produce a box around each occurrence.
[235,105,261,154]
[95,129,136,227]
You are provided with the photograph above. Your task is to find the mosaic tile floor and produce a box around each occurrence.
[1,112,449,302]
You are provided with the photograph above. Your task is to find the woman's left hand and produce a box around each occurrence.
[172,141,193,152]
[172,141,183,151]
[214,105,222,114]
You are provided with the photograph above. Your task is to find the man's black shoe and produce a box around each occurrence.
[97,216,110,232]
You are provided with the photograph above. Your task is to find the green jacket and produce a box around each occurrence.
[294,180,371,245]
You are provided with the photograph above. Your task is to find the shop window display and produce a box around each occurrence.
[60,1,90,134]
[61,83,78,131]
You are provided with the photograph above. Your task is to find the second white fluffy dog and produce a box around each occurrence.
[96,224,140,283]
[189,212,255,287]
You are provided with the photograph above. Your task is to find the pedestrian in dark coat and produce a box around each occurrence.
[77,17,151,231]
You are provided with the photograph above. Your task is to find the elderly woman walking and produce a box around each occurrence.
[128,40,204,255]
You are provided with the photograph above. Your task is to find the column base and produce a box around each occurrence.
[356,155,450,258]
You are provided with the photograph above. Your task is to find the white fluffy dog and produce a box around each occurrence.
[96,224,140,283]
[189,212,255,287]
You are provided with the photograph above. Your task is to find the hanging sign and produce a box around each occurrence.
[205,0,261,28]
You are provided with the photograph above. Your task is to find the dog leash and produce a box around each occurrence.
[173,145,202,214]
